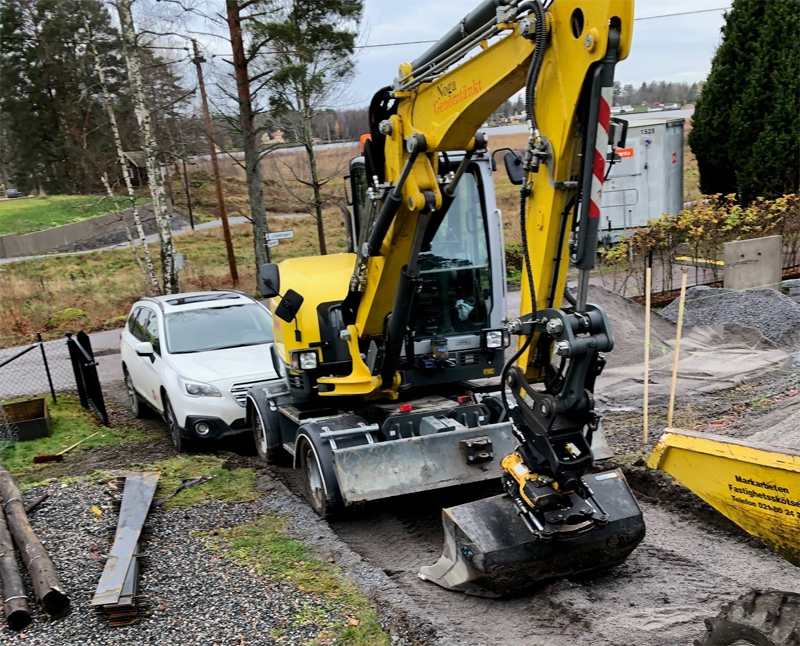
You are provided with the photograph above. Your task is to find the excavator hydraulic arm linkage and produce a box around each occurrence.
[397,0,643,595]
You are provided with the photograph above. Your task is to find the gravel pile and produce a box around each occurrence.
[6,481,345,646]
[661,286,800,350]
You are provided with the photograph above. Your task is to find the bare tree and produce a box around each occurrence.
[254,0,363,254]
[116,0,177,293]
[82,9,159,295]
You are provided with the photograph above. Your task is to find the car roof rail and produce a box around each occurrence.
[211,288,259,303]
[140,296,165,312]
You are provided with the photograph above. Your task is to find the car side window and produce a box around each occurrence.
[143,310,161,355]
[128,307,142,338]
[134,308,152,342]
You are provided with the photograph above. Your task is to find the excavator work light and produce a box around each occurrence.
[291,350,318,370]
[482,329,509,350]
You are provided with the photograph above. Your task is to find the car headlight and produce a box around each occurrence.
[482,328,510,350]
[290,350,318,370]
[178,376,222,397]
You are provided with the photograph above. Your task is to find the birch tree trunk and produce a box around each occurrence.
[100,172,149,284]
[83,12,159,295]
[227,0,270,270]
[116,0,177,293]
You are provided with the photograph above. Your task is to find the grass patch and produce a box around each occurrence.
[142,454,258,509]
[0,195,149,236]
[0,395,156,484]
[205,513,390,646]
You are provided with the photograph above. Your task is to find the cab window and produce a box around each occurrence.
[414,167,492,339]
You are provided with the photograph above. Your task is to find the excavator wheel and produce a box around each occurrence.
[694,590,800,646]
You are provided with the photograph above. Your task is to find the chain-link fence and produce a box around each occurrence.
[0,332,108,427]
[0,334,75,404]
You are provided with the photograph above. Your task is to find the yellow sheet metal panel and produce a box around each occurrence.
[272,253,356,361]
[648,429,800,565]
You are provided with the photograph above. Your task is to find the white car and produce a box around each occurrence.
[120,291,281,451]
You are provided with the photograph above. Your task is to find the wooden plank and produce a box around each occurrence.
[91,472,159,607]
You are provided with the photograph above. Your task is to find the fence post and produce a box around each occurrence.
[37,333,57,405]
[65,332,89,409]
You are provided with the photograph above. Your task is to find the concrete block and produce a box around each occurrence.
[723,235,782,291]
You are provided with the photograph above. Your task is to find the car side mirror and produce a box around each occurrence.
[503,150,525,185]
[258,263,280,298]
[135,341,154,357]
[275,289,304,324]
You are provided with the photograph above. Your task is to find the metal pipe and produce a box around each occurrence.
[400,22,500,91]
[367,142,423,256]
[0,344,36,370]
[410,0,506,75]
[37,333,56,404]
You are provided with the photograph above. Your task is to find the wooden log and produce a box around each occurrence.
[0,508,31,630]
[0,468,69,617]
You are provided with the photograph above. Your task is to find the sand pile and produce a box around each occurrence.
[585,284,676,367]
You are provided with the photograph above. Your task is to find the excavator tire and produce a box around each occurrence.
[694,590,800,646]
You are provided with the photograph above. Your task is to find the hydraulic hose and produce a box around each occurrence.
[501,0,546,416]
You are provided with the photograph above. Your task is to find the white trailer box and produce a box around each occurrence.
[600,116,685,243]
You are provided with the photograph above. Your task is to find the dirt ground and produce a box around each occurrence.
[93,319,800,646]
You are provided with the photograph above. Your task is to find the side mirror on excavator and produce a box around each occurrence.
[503,150,525,185]
[275,289,304,324]
[258,263,280,298]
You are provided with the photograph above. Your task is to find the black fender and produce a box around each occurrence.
[245,384,283,452]
[293,415,369,508]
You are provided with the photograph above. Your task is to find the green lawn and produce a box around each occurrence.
[0,195,149,236]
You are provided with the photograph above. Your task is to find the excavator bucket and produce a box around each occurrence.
[419,469,646,597]
[648,429,800,565]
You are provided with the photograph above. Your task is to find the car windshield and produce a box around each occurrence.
[165,304,274,354]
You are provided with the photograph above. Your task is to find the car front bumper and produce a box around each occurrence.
[181,414,249,440]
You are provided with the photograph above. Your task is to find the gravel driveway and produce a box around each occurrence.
[8,481,380,646]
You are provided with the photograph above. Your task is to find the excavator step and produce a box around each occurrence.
[419,469,645,597]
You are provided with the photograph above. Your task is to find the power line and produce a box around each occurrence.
[1,5,731,57]
[340,6,733,50]
[636,7,730,21]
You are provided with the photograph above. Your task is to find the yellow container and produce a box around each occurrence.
[648,429,800,565]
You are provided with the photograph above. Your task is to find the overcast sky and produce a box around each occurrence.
[344,0,729,106]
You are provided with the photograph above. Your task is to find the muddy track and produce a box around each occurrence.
[270,460,800,646]
[104,377,800,645]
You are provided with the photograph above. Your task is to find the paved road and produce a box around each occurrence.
[0,212,314,266]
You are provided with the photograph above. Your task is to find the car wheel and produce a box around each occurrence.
[124,369,146,419]
[252,404,282,464]
[163,395,187,453]
[299,441,336,519]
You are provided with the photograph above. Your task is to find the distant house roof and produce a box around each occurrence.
[122,151,147,168]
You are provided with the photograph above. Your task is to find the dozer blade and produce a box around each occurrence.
[419,469,645,597]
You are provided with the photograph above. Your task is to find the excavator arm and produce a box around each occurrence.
[322,0,633,402]
[259,0,644,597]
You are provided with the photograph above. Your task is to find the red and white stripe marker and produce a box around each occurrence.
[588,86,614,219]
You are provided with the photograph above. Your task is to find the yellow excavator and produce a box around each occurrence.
[248,0,645,596]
